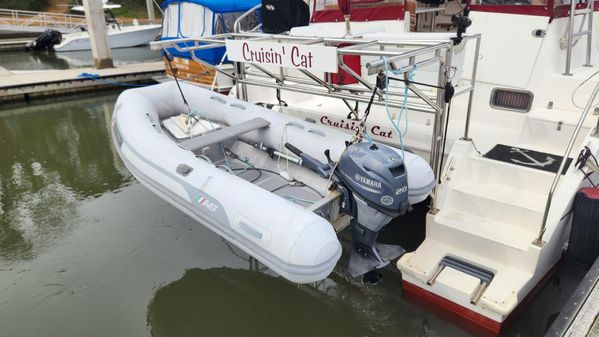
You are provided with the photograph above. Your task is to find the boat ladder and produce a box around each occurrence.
[562,0,594,75]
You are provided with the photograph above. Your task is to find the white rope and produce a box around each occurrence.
[211,51,228,92]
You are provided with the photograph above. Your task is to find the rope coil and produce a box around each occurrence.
[77,72,150,88]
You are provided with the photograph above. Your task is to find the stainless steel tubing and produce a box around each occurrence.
[535,81,599,245]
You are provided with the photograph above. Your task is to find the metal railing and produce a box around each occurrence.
[233,5,262,100]
[151,32,481,199]
[563,0,593,75]
[0,8,86,33]
[534,81,599,245]
[414,0,448,32]
[233,4,261,34]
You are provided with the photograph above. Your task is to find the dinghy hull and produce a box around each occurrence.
[111,83,343,283]
[111,82,434,283]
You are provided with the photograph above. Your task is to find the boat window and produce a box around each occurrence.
[490,88,534,112]
[470,0,587,7]
[214,11,260,34]
[469,0,590,17]
[552,0,588,6]
[472,0,546,5]
[162,2,214,38]
[314,0,403,11]
[311,0,405,22]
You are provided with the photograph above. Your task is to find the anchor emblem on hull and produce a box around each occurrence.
[510,147,555,167]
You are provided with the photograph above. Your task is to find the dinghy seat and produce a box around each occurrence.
[179,117,270,155]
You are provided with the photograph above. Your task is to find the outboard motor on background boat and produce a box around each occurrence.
[27,29,62,51]
[285,141,411,284]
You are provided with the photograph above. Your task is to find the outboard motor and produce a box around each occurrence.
[336,142,411,283]
[28,29,62,51]
[285,141,413,284]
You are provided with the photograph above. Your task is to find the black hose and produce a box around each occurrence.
[162,48,190,111]
[438,99,452,182]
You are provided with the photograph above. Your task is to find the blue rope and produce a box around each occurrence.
[396,65,415,139]
[382,58,417,160]
[78,72,150,87]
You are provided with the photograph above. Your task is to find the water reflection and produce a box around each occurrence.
[147,253,471,337]
[147,267,366,337]
[0,47,160,71]
[0,92,131,265]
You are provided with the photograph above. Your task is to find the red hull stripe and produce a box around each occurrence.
[469,1,598,19]
[311,5,405,23]
[402,260,562,336]
[402,281,501,336]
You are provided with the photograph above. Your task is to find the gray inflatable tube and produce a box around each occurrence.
[111,82,435,283]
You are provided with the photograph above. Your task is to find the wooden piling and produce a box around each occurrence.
[83,0,113,69]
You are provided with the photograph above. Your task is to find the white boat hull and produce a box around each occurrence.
[55,24,162,52]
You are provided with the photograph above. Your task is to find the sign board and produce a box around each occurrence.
[225,40,339,73]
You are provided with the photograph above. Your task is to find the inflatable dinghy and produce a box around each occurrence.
[112,82,435,283]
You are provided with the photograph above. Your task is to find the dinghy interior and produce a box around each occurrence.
[112,81,435,284]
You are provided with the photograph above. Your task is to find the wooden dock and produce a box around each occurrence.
[0,38,31,51]
[545,257,599,337]
[0,61,164,102]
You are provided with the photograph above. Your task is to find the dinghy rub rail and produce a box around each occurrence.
[112,98,342,282]
[120,151,340,281]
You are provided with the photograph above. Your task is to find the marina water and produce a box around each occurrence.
[0,91,586,337]
[0,47,159,71]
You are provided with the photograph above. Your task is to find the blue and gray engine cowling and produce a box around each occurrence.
[336,142,411,280]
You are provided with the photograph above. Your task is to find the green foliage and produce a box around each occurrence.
[111,0,160,18]
[2,0,49,11]
[66,0,161,19]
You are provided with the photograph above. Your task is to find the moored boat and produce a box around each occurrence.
[111,81,436,283]
[53,1,162,52]
[55,24,162,52]
[148,0,599,334]
[158,0,261,90]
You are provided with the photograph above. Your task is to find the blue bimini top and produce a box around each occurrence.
[160,0,260,13]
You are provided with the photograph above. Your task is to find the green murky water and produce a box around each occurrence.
[0,46,160,71]
[0,91,585,337]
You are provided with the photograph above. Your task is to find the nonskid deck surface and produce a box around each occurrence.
[484,144,573,174]
[212,142,326,207]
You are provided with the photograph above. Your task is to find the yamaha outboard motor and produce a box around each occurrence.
[285,141,412,284]
[336,142,411,282]
[28,29,62,51]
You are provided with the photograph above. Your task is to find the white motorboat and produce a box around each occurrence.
[54,0,161,52]
[55,23,162,52]
[151,0,599,334]
[111,81,436,284]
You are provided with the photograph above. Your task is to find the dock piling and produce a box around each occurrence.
[146,0,156,22]
[83,0,113,69]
